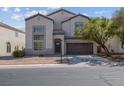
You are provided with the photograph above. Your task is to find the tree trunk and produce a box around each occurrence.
[101,44,111,57]
[121,42,124,49]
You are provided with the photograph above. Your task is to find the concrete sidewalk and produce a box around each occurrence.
[0,63,95,69]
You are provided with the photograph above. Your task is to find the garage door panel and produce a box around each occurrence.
[66,43,93,55]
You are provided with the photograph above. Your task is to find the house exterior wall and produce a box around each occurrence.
[0,26,25,56]
[48,10,75,30]
[62,16,89,36]
[106,36,124,53]
[25,15,54,55]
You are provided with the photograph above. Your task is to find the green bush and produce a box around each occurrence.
[38,54,44,57]
[13,50,25,57]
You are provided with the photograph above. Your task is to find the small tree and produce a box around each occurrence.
[112,8,124,49]
[75,17,114,56]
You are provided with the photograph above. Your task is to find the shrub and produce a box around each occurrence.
[13,50,25,57]
[38,54,44,57]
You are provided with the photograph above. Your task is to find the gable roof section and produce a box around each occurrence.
[62,14,91,23]
[25,13,54,22]
[47,8,76,16]
[0,22,25,34]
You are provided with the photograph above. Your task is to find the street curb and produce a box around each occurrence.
[0,64,94,69]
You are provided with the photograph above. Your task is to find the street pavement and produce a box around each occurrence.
[0,66,124,86]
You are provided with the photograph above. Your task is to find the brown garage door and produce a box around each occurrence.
[66,43,93,55]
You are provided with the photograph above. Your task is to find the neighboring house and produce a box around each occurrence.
[106,36,124,53]
[0,22,25,56]
[25,8,97,55]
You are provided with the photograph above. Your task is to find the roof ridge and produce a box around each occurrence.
[25,13,54,21]
[47,8,76,16]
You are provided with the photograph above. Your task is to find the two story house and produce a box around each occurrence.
[25,8,97,55]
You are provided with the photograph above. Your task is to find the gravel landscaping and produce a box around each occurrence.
[0,56,68,65]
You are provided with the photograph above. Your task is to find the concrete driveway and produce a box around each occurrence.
[0,67,124,86]
[67,55,121,67]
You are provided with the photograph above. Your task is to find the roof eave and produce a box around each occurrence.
[25,13,54,22]
[0,22,25,34]
[62,14,91,24]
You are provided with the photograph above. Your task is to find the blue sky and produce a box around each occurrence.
[0,7,121,31]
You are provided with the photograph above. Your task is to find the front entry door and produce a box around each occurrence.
[55,39,61,53]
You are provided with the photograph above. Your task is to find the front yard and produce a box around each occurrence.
[0,54,124,67]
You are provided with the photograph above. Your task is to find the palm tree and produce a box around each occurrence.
[75,17,114,56]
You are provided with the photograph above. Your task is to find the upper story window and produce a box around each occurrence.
[75,22,83,30]
[33,26,45,33]
[15,32,19,37]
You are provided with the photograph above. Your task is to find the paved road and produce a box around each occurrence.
[0,66,124,86]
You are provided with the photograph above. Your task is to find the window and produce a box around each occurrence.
[33,26,45,51]
[33,26,45,33]
[75,22,83,30]
[15,32,19,37]
[33,35,44,40]
[6,42,11,53]
[34,42,44,50]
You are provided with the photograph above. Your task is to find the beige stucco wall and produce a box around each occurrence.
[0,26,25,56]
[48,10,74,30]
[62,16,89,36]
[25,15,54,55]
[106,36,124,53]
